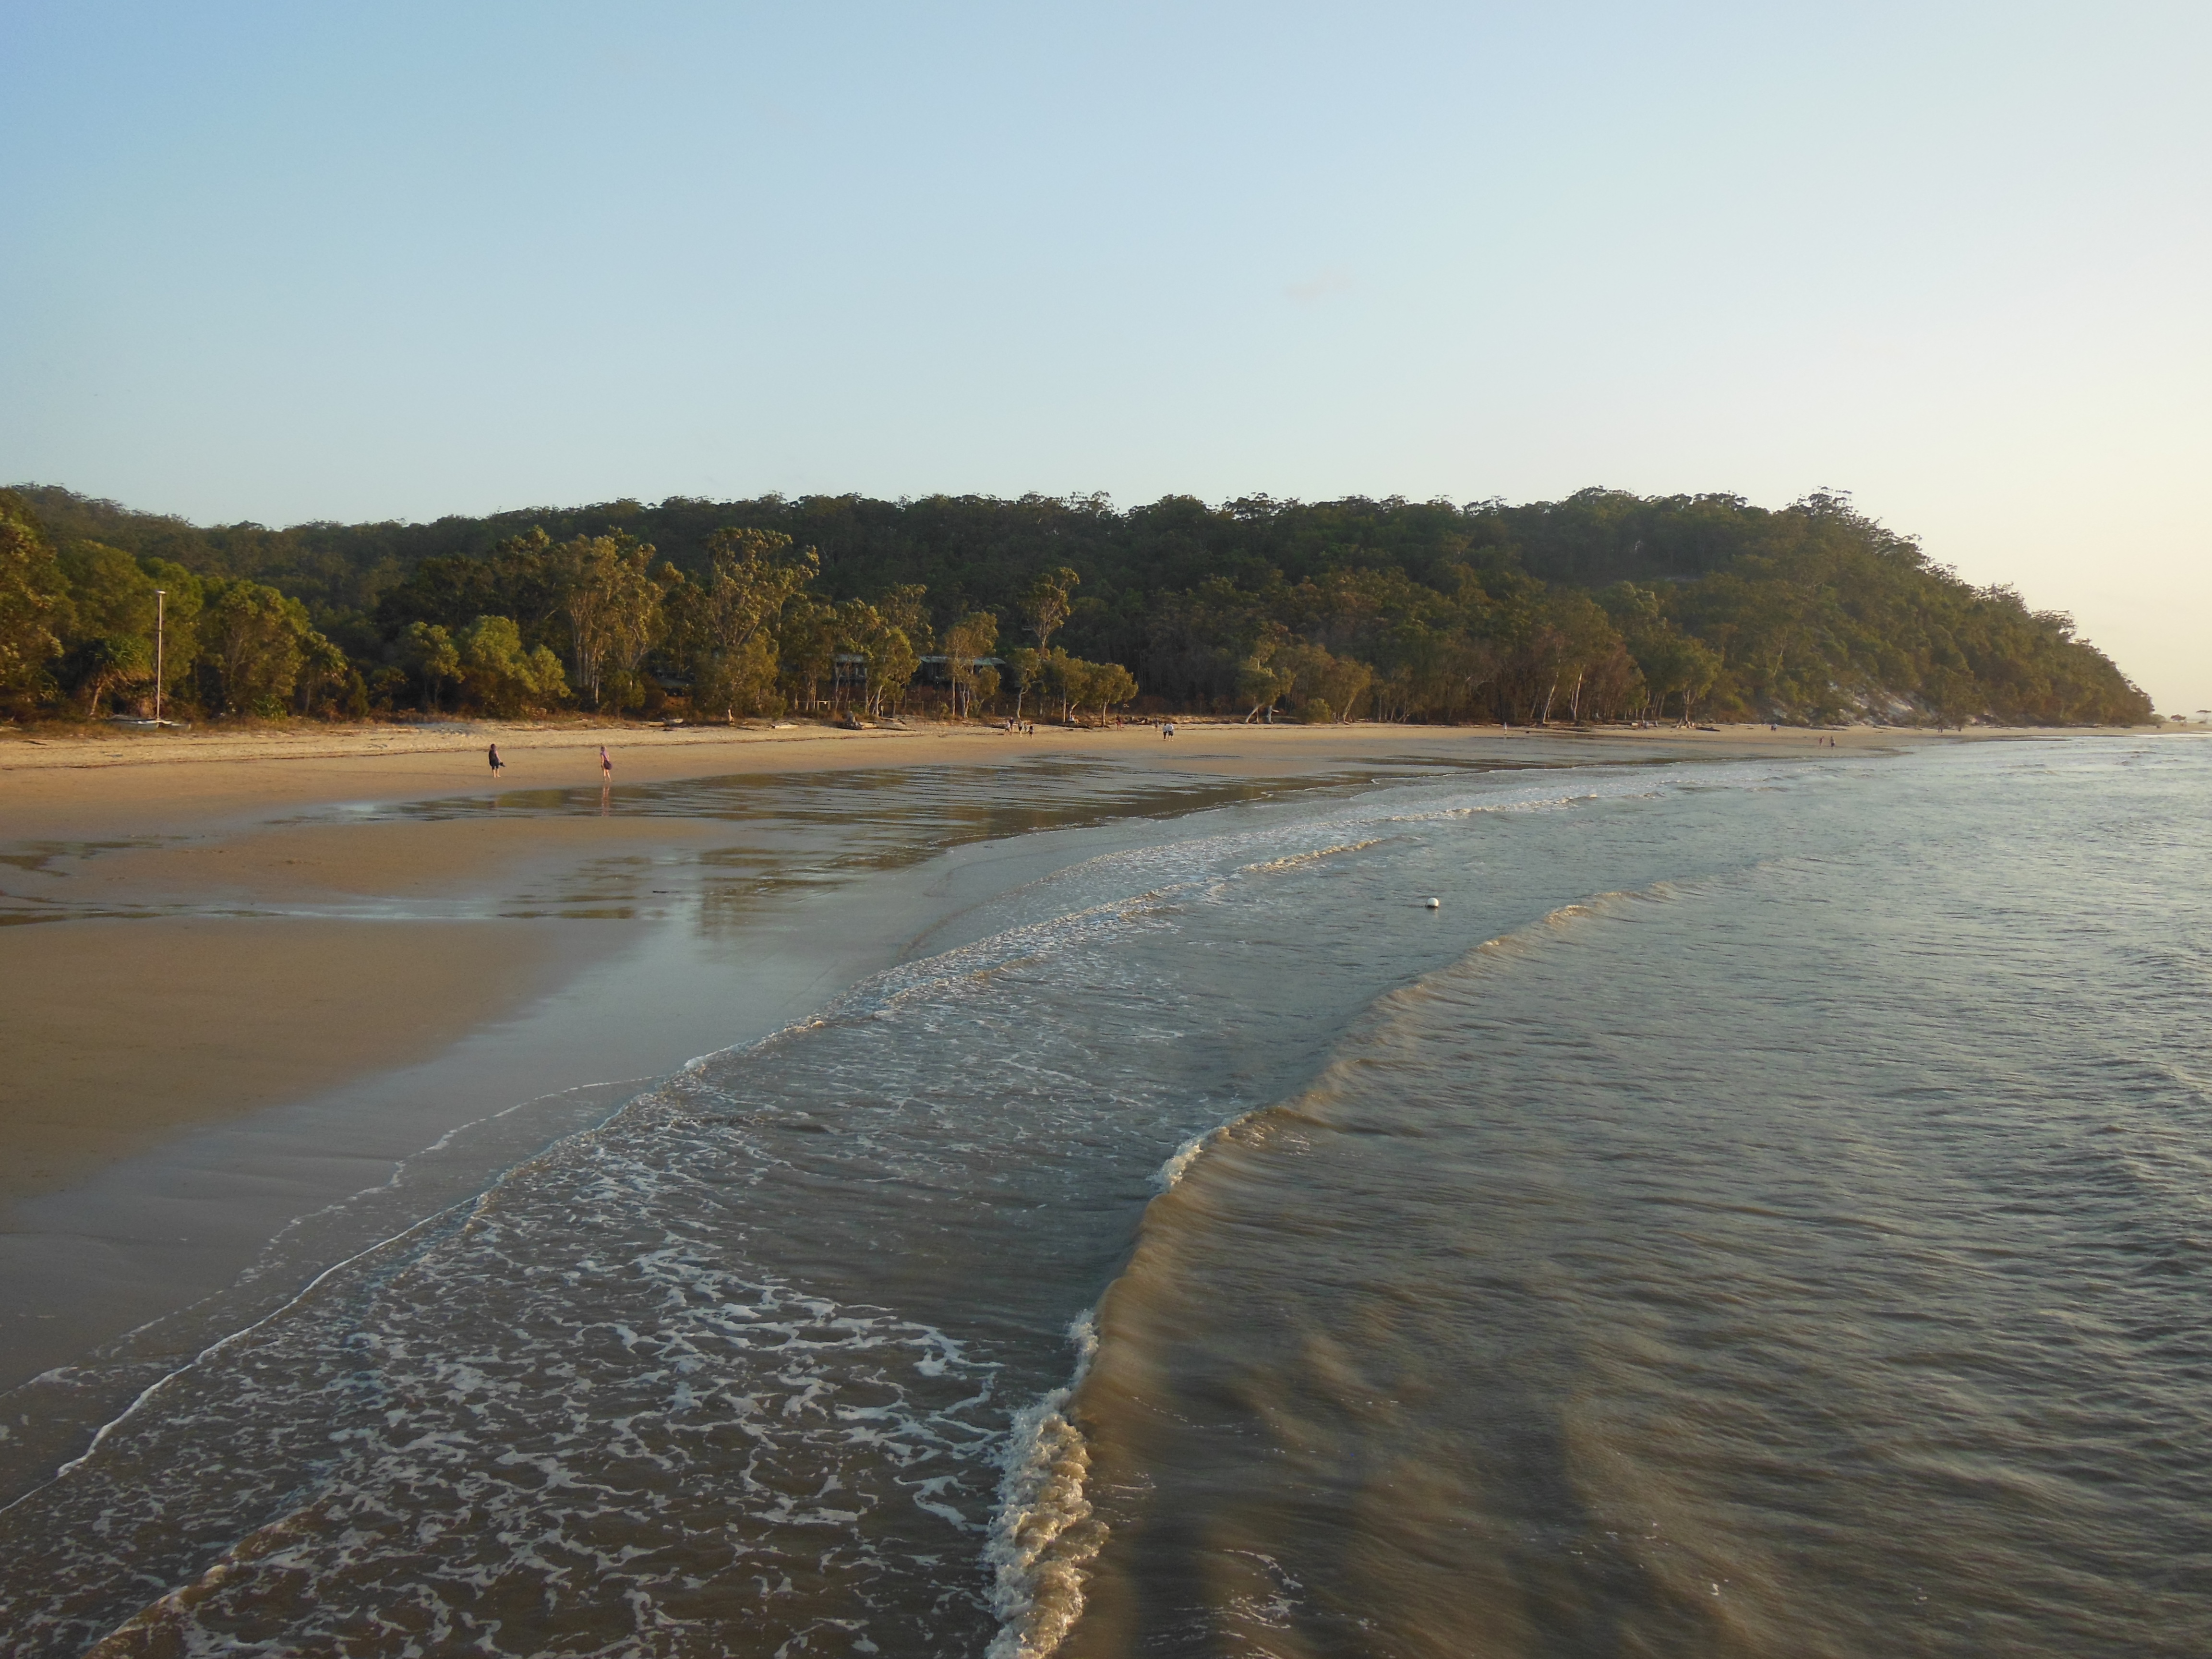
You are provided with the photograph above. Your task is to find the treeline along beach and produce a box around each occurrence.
[2,484,2152,729]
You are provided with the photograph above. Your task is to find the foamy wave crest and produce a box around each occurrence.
[1237,836,1389,875]
[1154,1130,1213,1192]
[984,1314,1105,1659]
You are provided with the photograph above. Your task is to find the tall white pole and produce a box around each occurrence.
[153,589,166,726]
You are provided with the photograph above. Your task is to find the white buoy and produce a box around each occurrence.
[1424,897,1441,909]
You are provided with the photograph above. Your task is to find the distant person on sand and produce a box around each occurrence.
[1163,722,1176,739]
[488,742,505,776]
[600,745,613,780]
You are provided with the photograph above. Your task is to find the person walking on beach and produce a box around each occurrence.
[488,742,505,777]
[600,745,613,781]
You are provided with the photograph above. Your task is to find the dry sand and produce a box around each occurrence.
[0,716,2164,1211]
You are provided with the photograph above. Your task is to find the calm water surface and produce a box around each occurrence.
[1,737,2203,1656]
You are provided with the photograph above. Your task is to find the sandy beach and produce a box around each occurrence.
[1,711,1928,824]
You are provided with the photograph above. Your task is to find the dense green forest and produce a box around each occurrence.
[0,482,2153,727]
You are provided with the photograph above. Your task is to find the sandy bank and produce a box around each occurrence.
[0,917,610,1210]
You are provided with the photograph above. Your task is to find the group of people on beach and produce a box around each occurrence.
[486,743,615,780]
[992,715,1178,736]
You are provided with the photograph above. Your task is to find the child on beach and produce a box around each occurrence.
[488,742,505,776]
[600,745,613,780]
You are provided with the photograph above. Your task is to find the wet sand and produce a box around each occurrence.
[0,917,612,1209]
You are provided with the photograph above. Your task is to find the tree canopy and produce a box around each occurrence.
[0,483,2153,727]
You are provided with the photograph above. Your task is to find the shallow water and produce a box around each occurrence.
[0,760,1369,1487]
[3,737,2205,1655]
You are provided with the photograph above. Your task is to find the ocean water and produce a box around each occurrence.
[2,737,2205,1656]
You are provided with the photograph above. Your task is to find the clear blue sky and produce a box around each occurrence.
[4,1,2206,709]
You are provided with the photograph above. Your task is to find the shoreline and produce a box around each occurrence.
[0,721,2185,1417]
[6,714,2170,837]
[4,713,2166,769]
[0,728,1518,1396]
[0,716,2177,1182]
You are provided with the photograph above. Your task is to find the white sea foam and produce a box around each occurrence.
[984,1313,1104,1659]
[1237,835,1390,875]
[1154,1131,1213,1192]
